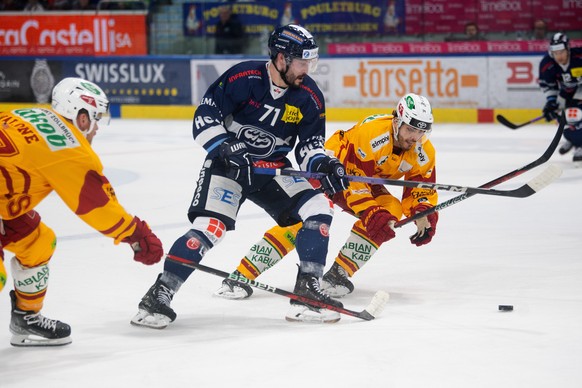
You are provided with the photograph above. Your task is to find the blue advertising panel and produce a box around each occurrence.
[62,58,192,105]
[183,0,405,37]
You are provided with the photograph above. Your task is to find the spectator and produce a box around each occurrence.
[529,19,549,41]
[215,5,246,54]
[463,22,485,41]
[445,21,485,42]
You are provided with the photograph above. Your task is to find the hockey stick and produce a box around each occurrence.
[395,116,565,227]
[254,166,559,198]
[496,114,545,130]
[167,255,390,321]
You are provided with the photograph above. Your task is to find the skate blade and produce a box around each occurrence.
[10,333,72,347]
[285,305,341,324]
[130,310,171,330]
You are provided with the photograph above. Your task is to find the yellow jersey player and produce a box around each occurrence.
[215,93,438,303]
[0,77,163,346]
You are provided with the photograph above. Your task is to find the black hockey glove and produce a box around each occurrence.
[219,139,253,187]
[311,156,349,196]
[543,97,559,122]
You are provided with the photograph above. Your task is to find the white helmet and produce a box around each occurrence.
[51,77,110,135]
[394,93,433,141]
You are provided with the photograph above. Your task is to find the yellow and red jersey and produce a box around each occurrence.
[0,108,137,244]
[325,113,438,218]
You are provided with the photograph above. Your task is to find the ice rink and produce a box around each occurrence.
[0,118,580,388]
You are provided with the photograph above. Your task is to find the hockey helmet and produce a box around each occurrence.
[548,32,569,54]
[268,24,319,71]
[395,93,433,132]
[51,77,110,136]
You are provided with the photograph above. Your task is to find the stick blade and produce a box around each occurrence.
[361,290,390,320]
[527,164,562,193]
[496,114,519,129]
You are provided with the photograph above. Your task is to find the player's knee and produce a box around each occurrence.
[565,107,582,131]
[9,223,56,268]
[297,193,333,221]
[168,217,226,264]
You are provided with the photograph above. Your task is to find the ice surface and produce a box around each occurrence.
[0,119,580,388]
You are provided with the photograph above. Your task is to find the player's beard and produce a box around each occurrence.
[278,65,304,89]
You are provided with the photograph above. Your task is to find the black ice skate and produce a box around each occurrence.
[214,270,254,299]
[9,290,72,347]
[321,262,355,298]
[559,140,573,155]
[286,271,343,323]
[573,147,582,162]
[131,274,177,329]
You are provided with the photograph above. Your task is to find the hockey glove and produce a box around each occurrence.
[409,204,439,247]
[311,156,349,196]
[219,139,253,187]
[361,206,398,245]
[543,97,560,122]
[123,217,164,265]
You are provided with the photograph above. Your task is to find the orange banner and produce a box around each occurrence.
[0,13,147,56]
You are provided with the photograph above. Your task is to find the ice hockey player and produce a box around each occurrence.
[0,77,164,346]
[215,93,438,299]
[539,32,582,161]
[130,24,349,327]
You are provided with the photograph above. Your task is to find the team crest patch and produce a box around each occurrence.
[319,223,329,237]
[186,237,201,250]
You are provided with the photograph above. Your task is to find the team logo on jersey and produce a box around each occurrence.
[13,108,80,151]
[282,104,303,124]
[370,133,390,152]
[238,125,276,157]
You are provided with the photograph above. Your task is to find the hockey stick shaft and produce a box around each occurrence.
[395,116,564,227]
[254,167,549,198]
[496,114,545,130]
[167,255,389,321]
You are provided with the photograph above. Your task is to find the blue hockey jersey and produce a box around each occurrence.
[192,60,327,171]
[539,47,582,103]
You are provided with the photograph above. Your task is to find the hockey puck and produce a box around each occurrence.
[498,305,513,312]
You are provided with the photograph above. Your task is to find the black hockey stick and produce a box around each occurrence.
[167,255,390,321]
[395,116,564,227]
[254,166,560,198]
[496,114,545,130]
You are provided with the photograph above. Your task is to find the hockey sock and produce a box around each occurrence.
[335,223,379,277]
[164,230,213,283]
[236,223,300,279]
[11,257,49,312]
[295,215,332,277]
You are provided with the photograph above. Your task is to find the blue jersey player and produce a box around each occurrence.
[539,33,582,161]
[131,25,349,326]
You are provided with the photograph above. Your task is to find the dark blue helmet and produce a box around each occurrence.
[268,24,318,61]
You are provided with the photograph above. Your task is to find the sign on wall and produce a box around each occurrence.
[0,13,147,56]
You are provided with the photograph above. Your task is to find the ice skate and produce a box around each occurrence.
[559,140,573,155]
[285,272,342,323]
[573,147,582,162]
[214,270,253,299]
[321,262,354,298]
[9,290,71,347]
[131,274,176,329]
